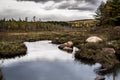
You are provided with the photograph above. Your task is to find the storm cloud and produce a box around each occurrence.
[16,0,101,11]
[17,0,100,4]
[17,0,102,11]
[17,0,69,3]
[0,0,106,21]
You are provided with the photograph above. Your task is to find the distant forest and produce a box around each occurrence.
[0,18,98,32]
[0,18,69,31]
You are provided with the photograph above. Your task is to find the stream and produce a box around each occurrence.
[0,40,120,80]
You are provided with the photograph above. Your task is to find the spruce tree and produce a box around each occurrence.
[95,1,105,25]
[95,0,120,26]
[108,0,120,25]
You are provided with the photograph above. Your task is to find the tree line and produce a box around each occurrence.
[95,0,120,26]
[0,18,69,31]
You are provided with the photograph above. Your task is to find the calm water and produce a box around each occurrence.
[0,41,120,80]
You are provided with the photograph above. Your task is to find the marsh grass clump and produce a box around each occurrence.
[108,26,120,41]
[75,40,120,73]
[0,41,27,58]
[75,42,103,60]
[85,43,104,50]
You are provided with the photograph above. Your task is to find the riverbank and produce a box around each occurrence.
[75,26,120,73]
[0,26,120,74]
[0,30,91,58]
[0,31,84,58]
[52,26,120,73]
[0,31,58,58]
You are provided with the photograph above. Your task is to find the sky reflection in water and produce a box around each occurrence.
[0,41,119,80]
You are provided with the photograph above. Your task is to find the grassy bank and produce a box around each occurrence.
[0,31,58,58]
[0,30,90,57]
[0,31,84,58]
[0,41,26,58]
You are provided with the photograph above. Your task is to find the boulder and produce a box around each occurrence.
[95,76,105,80]
[58,41,73,52]
[58,44,66,49]
[102,48,116,54]
[66,41,73,48]
[86,36,103,43]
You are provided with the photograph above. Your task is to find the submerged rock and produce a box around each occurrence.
[86,36,103,43]
[58,41,73,52]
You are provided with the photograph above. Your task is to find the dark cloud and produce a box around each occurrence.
[17,0,64,3]
[84,0,99,5]
[17,0,101,4]
[17,0,101,11]
[56,0,100,11]
[68,7,95,11]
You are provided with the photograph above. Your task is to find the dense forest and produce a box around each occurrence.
[95,0,120,26]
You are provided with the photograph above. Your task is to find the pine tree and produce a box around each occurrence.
[95,0,120,26]
[108,0,120,25]
[95,1,105,25]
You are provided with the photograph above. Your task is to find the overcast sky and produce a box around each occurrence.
[0,0,107,21]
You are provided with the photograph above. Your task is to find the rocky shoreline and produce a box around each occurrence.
[58,36,120,74]
[76,37,120,73]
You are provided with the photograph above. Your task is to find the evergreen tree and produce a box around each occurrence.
[33,16,36,22]
[95,0,120,26]
[95,1,105,25]
[108,0,120,25]
[25,17,28,22]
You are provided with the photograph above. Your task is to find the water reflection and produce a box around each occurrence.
[0,41,120,80]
